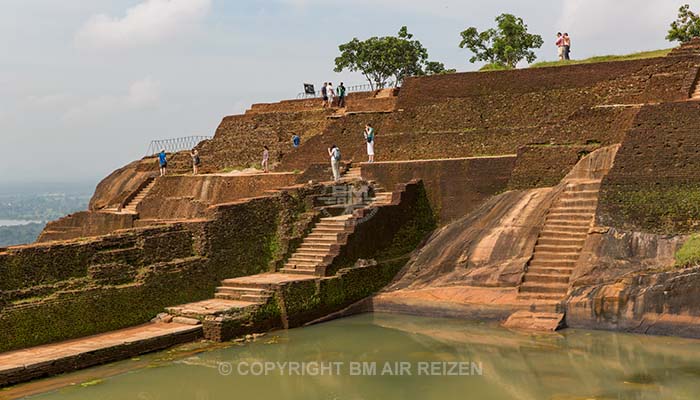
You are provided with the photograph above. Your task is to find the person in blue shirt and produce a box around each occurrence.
[292,134,301,148]
[158,150,167,176]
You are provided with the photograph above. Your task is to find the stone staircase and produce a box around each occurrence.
[121,178,157,214]
[517,179,601,303]
[279,182,392,276]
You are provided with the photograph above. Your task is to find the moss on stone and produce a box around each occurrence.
[675,234,700,267]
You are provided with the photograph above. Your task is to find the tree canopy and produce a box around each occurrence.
[459,13,543,68]
[334,27,451,89]
[667,4,700,43]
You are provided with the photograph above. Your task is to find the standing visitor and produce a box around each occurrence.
[337,82,347,108]
[262,146,270,173]
[563,33,571,60]
[364,124,375,163]
[328,145,341,181]
[292,134,301,148]
[191,149,201,175]
[555,32,564,61]
[327,82,335,108]
[321,82,328,108]
[158,150,167,177]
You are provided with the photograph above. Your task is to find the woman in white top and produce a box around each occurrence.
[327,83,335,107]
[364,124,375,163]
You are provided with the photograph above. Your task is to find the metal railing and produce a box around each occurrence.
[297,81,396,99]
[146,135,212,156]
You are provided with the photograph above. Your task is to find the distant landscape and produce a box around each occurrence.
[0,182,93,247]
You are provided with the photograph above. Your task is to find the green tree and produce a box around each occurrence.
[459,13,543,68]
[667,4,700,43]
[424,61,457,75]
[334,26,448,89]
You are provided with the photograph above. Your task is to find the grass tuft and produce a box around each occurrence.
[675,234,700,267]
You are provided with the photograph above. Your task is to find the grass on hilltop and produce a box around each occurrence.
[529,48,673,69]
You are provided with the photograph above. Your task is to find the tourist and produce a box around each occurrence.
[556,32,564,61]
[158,150,167,177]
[292,134,301,148]
[563,33,571,60]
[327,82,335,108]
[191,149,201,175]
[262,146,270,173]
[328,145,341,181]
[364,124,375,163]
[337,82,347,108]
[321,82,328,108]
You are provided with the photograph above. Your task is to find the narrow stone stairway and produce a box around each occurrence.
[691,77,700,100]
[122,178,157,214]
[518,180,601,304]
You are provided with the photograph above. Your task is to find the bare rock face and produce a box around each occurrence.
[572,227,686,287]
[387,187,557,290]
[89,158,157,211]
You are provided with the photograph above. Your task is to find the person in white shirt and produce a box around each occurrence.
[327,83,335,108]
[328,145,340,181]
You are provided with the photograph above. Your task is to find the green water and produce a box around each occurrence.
[23,313,700,400]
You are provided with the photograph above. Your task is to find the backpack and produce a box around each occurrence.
[333,148,341,161]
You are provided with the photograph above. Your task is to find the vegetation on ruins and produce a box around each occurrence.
[459,13,543,69]
[667,4,700,43]
[334,26,452,89]
[675,234,700,267]
[529,48,673,69]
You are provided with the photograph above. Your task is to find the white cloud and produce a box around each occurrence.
[63,78,161,123]
[76,0,211,49]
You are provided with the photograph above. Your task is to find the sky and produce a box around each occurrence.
[0,0,690,189]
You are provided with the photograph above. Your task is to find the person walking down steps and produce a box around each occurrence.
[158,150,167,177]
[191,149,201,175]
[262,146,270,173]
[364,124,376,163]
[328,145,341,181]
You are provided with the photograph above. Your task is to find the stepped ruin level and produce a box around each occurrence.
[6,39,700,386]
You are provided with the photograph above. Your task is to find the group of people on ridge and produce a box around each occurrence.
[158,84,375,181]
[555,32,572,61]
[321,82,346,108]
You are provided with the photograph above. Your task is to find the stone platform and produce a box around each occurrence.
[0,322,202,387]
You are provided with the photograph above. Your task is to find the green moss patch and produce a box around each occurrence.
[675,234,700,267]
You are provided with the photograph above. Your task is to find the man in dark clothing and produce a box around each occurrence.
[337,82,347,108]
[321,82,328,108]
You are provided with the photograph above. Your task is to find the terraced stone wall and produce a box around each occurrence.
[361,157,516,223]
[507,144,602,190]
[0,185,324,352]
[597,102,700,234]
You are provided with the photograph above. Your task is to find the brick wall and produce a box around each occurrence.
[507,144,602,190]
[361,156,516,223]
[598,101,700,233]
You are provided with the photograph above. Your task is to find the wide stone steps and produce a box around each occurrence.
[519,282,569,294]
[534,244,582,253]
[523,273,570,284]
[279,267,319,275]
[527,266,574,275]
[166,299,258,319]
[517,179,600,305]
[539,229,588,238]
[531,251,581,261]
[529,259,577,268]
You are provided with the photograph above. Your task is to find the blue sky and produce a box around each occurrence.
[0,0,688,186]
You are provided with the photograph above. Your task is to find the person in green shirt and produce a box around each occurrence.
[337,82,347,108]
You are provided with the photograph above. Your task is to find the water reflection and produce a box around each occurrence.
[26,313,700,400]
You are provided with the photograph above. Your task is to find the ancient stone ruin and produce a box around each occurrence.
[4,40,700,386]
